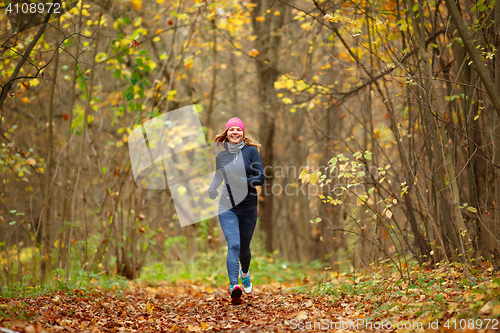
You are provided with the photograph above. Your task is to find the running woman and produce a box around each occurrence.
[208,117,265,305]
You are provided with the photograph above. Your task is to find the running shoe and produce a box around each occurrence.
[230,284,242,305]
[240,269,253,294]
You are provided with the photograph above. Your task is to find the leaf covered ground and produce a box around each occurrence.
[1,263,500,332]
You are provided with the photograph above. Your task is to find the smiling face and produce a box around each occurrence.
[227,126,244,144]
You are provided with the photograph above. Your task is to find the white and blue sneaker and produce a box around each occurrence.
[240,269,253,294]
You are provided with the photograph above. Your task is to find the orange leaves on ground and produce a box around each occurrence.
[0,283,322,332]
[2,267,500,332]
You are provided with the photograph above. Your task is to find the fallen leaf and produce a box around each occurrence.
[479,302,492,314]
[24,325,36,333]
[296,311,308,320]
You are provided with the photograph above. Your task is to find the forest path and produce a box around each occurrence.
[0,281,498,332]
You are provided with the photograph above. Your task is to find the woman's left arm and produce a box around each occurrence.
[246,147,265,187]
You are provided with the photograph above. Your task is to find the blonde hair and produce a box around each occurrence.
[214,128,261,152]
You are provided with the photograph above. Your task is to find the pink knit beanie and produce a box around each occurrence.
[225,117,245,135]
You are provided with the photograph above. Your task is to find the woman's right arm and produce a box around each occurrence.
[209,154,223,190]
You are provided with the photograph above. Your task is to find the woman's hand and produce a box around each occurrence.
[208,188,218,200]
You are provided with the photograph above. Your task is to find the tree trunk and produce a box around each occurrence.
[488,0,500,269]
[250,0,285,253]
[41,16,60,282]
[60,0,84,272]
[407,0,471,264]
[72,16,100,274]
[444,0,500,116]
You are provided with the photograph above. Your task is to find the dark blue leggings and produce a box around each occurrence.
[218,206,258,286]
